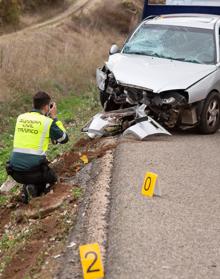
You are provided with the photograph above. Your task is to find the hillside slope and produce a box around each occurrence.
[0,0,142,103]
[0,2,142,278]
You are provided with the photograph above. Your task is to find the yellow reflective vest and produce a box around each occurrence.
[13,112,54,156]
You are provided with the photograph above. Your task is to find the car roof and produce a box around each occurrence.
[145,14,220,29]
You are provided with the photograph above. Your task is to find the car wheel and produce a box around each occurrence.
[198,92,220,134]
[100,91,120,111]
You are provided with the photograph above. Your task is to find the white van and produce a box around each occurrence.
[166,0,220,6]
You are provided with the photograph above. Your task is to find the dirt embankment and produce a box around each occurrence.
[0,137,117,279]
[0,0,143,278]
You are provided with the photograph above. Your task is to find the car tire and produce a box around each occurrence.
[100,91,120,111]
[198,91,220,134]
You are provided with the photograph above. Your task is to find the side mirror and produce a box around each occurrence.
[109,44,120,55]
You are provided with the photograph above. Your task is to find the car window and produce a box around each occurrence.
[123,24,216,65]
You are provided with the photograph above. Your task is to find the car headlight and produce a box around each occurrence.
[162,97,176,105]
[96,68,107,91]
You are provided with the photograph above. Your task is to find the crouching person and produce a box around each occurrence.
[6,91,69,204]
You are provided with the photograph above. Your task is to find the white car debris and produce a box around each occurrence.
[82,105,171,140]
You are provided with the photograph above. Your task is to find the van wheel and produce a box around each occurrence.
[198,92,220,134]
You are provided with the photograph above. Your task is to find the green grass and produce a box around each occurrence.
[0,134,14,184]
[0,186,20,206]
[0,87,101,186]
[0,229,33,274]
[0,91,32,184]
[0,194,9,206]
[47,88,101,159]
[71,187,83,199]
[0,234,18,251]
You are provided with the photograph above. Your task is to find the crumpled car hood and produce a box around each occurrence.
[106,54,217,92]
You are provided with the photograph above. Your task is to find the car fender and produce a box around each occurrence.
[187,69,220,103]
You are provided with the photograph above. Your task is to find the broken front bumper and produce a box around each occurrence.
[82,105,171,140]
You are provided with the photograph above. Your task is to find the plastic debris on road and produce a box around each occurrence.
[67,242,76,248]
[123,115,171,140]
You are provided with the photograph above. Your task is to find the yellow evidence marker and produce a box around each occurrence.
[80,154,89,164]
[141,172,161,198]
[79,243,104,279]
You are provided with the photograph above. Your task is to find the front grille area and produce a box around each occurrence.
[124,86,154,103]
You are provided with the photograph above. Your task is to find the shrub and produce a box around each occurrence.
[0,0,20,25]
[21,0,66,11]
[0,0,66,24]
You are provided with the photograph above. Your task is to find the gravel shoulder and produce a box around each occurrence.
[106,132,220,279]
[56,142,115,279]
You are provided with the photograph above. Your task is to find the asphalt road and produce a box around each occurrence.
[105,131,220,279]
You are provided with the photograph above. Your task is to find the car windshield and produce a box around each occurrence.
[123,24,216,65]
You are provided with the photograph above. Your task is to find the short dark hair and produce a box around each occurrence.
[33,91,51,109]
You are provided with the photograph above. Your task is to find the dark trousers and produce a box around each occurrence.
[7,163,57,196]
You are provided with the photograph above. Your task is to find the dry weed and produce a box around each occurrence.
[0,26,116,99]
[0,0,142,102]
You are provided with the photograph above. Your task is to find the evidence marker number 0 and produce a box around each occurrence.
[79,243,104,279]
[141,172,161,197]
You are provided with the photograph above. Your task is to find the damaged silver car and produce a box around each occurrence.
[96,14,220,134]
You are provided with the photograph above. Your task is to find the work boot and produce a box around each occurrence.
[21,184,29,204]
[21,184,38,204]
[26,184,38,198]
[44,183,52,194]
